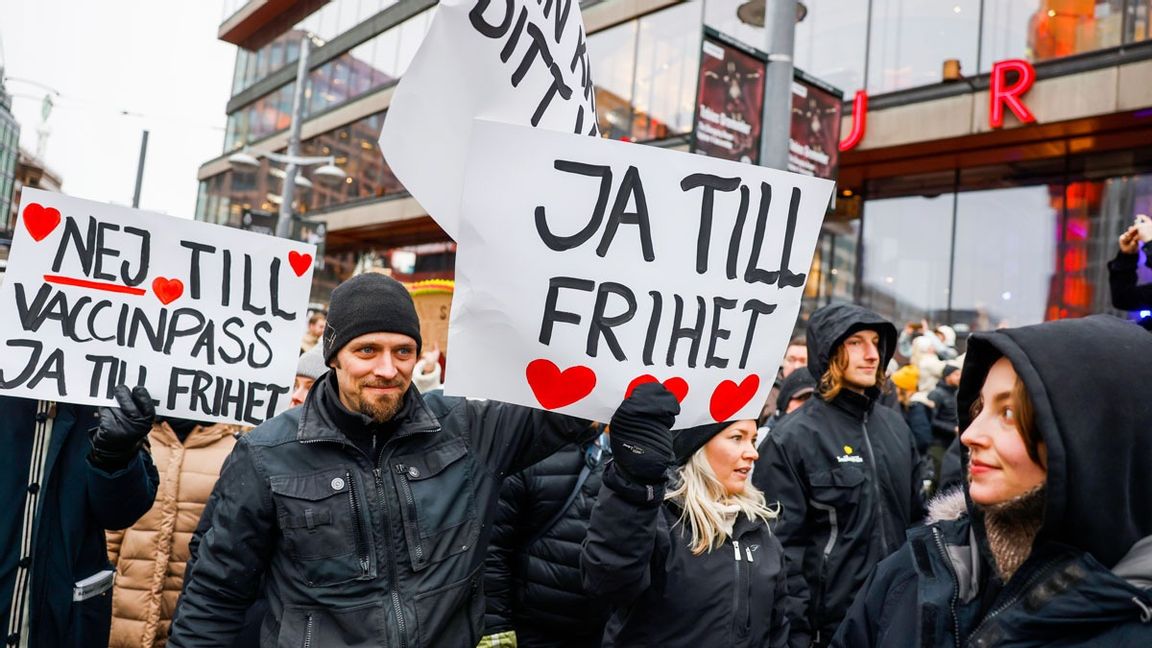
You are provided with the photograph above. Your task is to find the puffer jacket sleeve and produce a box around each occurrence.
[484,468,529,634]
[581,463,666,606]
[85,448,159,530]
[168,438,273,646]
[752,434,812,647]
[106,529,124,567]
[829,544,919,648]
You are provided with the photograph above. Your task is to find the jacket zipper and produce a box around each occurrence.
[731,540,742,640]
[346,471,370,575]
[965,557,1062,646]
[930,526,962,648]
[303,612,313,648]
[859,413,891,552]
[375,467,408,648]
[394,463,424,564]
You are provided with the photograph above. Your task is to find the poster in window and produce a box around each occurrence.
[789,70,843,179]
[690,28,766,165]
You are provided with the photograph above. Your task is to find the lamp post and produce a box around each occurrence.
[228,33,347,238]
[736,0,805,171]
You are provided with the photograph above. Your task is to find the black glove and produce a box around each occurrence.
[91,385,155,471]
[609,383,679,485]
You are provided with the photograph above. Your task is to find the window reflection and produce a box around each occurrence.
[589,21,638,139]
[794,0,868,93]
[868,0,980,93]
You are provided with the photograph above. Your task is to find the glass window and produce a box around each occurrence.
[794,0,868,93]
[982,0,1126,70]
[588,20,638,139]
[868,0,981,93]
[860,186,955,326]
[630,0,703,141]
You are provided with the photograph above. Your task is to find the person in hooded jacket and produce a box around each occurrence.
[831,315,1152,647]
[582,384,799,648]
[757,368,817,443]
[751,303,924,647]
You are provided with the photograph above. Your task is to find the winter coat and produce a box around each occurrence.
[751,303,924,646]
[105,421,238,647]
[926,380,958,441]
[170,376,592,648]
[1109,245,1152,310]
[0,397,159,648]
[484,439,609,647]
[582,465,796,647]
[832,314,1152,647]
[900,395,934,454]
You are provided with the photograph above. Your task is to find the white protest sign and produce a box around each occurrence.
[0,189,316,425]
[445,121,834,427]
[379,0,597,239]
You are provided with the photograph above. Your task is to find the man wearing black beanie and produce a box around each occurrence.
[173,272,594,648]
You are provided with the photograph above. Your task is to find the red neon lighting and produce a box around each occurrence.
[43,275,147,295]
[989,59,1036,128]
[839,90,868,151]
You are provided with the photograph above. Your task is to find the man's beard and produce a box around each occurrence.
[357,380,406,423]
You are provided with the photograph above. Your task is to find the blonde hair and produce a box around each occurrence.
[819,344,888,401]
[665,449,779,555]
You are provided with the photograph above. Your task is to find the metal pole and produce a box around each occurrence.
[132,130,149,208]
[758,0,796,171]
[278,35,311,238]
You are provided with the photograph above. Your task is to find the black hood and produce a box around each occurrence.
[957,315,1152,568]
[805,304,898,381]
[776,368,816,415]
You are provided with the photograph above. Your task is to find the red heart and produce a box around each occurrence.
[288,251,312,277]
[152,277,185,305]
[709,374,761,422]
[23,203,61,242]
[625,374,689,403]
[525,359,596,410]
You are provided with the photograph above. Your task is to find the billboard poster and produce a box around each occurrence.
[690,28,766,165]
[690,28,843,180]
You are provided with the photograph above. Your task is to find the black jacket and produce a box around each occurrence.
[751,304,923,646]
[833,315,1152,647]
[0,397,158,648]
[170,376,591,648]
[582,465,796,647]
[484,438,610,647]
[926,380,958,440]
[1109,245,1152,310]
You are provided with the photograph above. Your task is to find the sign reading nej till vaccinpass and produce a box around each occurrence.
[380,0,599,240]
[444,120,834,428]
[0,189,316,425]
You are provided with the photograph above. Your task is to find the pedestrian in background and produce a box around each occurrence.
[1110,213,1152,312]
[582,384,798,647]
[833,315,1152,647]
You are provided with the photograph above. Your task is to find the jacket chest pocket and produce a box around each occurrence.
[270,468,374,586]
[391,439,480,571]
[808,466,866,509]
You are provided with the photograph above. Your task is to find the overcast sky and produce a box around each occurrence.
[1,0,236,218]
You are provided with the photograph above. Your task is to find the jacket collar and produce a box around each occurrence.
[825,387,877,420]
[296,372,440,444]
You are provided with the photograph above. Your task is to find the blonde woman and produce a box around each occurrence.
[581,384,799,647]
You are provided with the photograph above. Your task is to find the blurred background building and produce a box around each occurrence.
[195,0,1152,334]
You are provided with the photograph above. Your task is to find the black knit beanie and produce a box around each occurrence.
[673,422,734,465]
[322,273,423,364]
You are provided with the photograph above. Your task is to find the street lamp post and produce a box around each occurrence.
[227,33,347,238]
[759,0,797,171]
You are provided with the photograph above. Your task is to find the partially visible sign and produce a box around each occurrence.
[291,218,327,270]
[240,209,277,236]
[380,0,599,239]
[690,28,843,180]
[446,120,833,427]
[408,279,454,355]
[0,190,316,425]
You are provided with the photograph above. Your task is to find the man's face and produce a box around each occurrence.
[290,375,315,407]
[782,344,808,378]
[309,317,327,337]
[839,330,881,392]
[332,332,418,423]
[946,370,962,387]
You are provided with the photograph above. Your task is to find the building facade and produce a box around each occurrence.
[0,72,20,240]
[196,0,1152,333]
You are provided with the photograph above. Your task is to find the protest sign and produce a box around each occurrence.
[0,189,316,425]
[445,121,833,427]
[380,0,598,239]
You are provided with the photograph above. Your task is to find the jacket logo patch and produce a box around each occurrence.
[836,454,863,464]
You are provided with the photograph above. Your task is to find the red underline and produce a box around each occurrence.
[44,274,147,296]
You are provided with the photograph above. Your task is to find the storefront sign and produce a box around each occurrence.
[380,0,598,240]
[0,189,316,425]
[446,120,833,427]
[690,28,842,180]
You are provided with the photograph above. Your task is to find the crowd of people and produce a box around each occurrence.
[2,225,1152,647]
